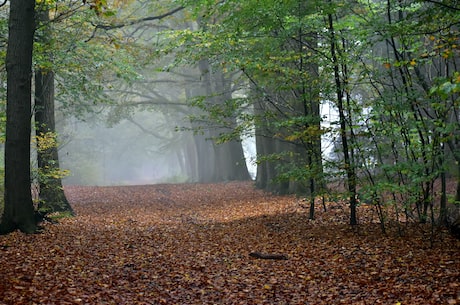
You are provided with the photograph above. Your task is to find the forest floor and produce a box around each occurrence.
[0,181,459,305]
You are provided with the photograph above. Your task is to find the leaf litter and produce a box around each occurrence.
[0,181,458,304]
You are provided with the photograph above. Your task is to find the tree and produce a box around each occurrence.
[0,0,38,234]
[193,58,251,182]
[246,1,323,197]
[326,9,358,225]
[165,0,324,192]
[34,3,74,216]
[87,3,252,183]
[166,0,459,231]
[0,0,112,231]
[353,0,460,228]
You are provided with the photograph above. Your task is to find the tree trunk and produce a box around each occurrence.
[209,68,250,181]
[35,70,74,215]
[184,86,217,183]
[194,132,217,182]
[328,12,358,225]
[252,19,322,195]
[1,0,38,234]
[194,59,250,182]
[34,7,73,215]
[253,92,285,193]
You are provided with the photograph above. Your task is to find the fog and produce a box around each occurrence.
[58,110,256,186]
[56,100,339,186]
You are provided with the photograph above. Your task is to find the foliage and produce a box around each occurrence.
[159,0,460,227]
[46,210,74,221]
[31,131,70,212]
[349,0,460,226]
[33,0,147,120]
[159,0,326,195]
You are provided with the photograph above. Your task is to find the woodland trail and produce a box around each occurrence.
[0,181,459,304]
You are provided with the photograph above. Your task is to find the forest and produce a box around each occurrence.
[0,0,459,303]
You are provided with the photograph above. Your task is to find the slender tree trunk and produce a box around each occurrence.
[328,12,358,225]
[34,7,73,215]
[456,162,460,203]
[1,0,38,234]
[252,12,323,195]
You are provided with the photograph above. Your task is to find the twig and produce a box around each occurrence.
[249,252,289,260]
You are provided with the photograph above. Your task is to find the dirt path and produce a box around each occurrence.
[0,182,459,304]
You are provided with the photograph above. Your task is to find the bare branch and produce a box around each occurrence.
[422,0,460,11]
[96,6,185,31]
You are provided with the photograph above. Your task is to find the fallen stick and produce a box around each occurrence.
[249,251,288,260]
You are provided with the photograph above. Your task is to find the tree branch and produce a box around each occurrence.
[96,6,185,30]
[85,6,184,42]
[422,0,460,11]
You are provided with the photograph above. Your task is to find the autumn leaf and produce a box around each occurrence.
[0,182,458,304]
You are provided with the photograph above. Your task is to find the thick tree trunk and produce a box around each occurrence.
[254,95,280,192]
[254,96,284,192]
[253,95,319,194]
[194,132,217,182]
[184,86,217,183]
[1,0,38,234]
[209,68,250,181]
[192,59,250,182]
[212,138,250,181]
[34,8,73,216]
[35,69,74,215]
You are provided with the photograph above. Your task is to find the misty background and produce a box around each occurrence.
[57,111,258,186]
[56,103,337,186]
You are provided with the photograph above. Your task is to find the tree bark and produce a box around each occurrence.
[1,0,38,234]
[328,12,358,225]
[34,7,74,216]
[35,70,74,215]
[192,59,250,182]
[208,67,250,181]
